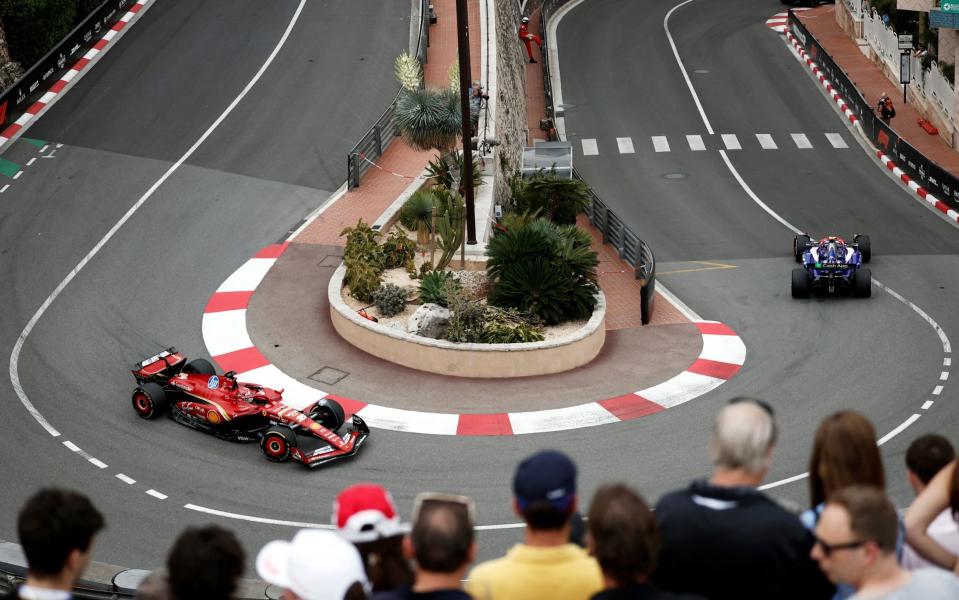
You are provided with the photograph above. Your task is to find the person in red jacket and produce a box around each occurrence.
[519,16,541,64]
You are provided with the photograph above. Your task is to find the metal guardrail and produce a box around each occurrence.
[347,0,429,189]
[575,169,657,325]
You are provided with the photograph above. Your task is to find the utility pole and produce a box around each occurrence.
[455,0,477,245]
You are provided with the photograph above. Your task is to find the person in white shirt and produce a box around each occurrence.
[901,434,959,570]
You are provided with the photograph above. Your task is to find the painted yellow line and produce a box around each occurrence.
[658,261,737,276]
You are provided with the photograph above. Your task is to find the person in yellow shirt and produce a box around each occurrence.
[465,450,603,600]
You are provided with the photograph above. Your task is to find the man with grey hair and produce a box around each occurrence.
[652,398,834,599]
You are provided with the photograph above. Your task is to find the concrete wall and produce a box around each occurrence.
[492,0,528,205]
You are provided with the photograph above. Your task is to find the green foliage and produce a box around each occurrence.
[418,270,459,306]
[418,260,434,278]
[76,0,103,17]
[371,284,408,317]
[399,189,436,234]
[496,208,543,233]
[509,171,591,225]
[426,152,482,193]
[1,0,76,69]
[432,188,465,270]
[941,62,955,86]
[481,307,544,343]
[443,282,486,343]
[381,229,417,269]
[486,218,598,324]
[395,87,461,155]
[340,219,384,303]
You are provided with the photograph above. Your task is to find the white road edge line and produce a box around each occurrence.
[8,0,310,439]
[88,457,108,469]
[116,473,136,485]
[0,185,9,193]
[26,157,36,166]
[63,441,80,452]
[12,171,22,180]
[146,489,168,500]
[663,0,713,134]
[922,400,934,410]
[654,281,703,322]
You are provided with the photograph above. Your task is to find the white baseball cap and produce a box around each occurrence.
[256,529,369,600]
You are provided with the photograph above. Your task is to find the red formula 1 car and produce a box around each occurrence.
[130,348,369,468]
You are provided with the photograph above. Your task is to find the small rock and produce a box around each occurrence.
[408,303,450,339]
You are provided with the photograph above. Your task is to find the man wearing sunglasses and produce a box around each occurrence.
[466,450,603,600]
[812,485,959,599]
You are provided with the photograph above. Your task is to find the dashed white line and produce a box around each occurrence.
[825,132,848,148]
[687,134,706,151]
[721,134,741,150]
[922,400,935,410]
[877,414,921,446]
[26,157,36,166]
[792,133,813,149]
[88,457,108,469]
[0,185,9,193]
[55,143,64,148]
[116,473,136,485]
[945,358,952,367]
[12,171,22,180]
[581,138,598,156]
[652,136,670,152]
[933,385,944,395]
[146,489,168,500]
[616,137,635,154]
[756,133,777,149]
[940,371,950,381]
[39,145,49,153]
[63,440,80,452]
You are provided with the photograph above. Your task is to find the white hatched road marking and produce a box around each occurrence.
[686,135,706,151]
[825,132,848,148]
[616,137,634,154]
[791,133,813,149]
[146,489,168,500]
[756,133,777,149]
[116,473,136,485]
[721,134,741,150]
[652,136,670,152]
[581,138,598,155]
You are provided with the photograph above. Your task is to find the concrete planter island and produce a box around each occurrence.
[328,264,607,378]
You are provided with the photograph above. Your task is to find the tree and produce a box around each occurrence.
[0,0,76,70]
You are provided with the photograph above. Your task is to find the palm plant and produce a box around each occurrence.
[400,189,437,245]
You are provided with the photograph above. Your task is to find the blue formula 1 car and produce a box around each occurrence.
[792,234,872,298]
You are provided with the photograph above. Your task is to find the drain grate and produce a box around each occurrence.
[309,367,349,385]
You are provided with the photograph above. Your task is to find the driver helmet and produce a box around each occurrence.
[522,16,529,23]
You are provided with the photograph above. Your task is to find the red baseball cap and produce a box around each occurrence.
[332,484,409,543]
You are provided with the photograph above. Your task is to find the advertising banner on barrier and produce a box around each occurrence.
[788,10,959,211]
[0,0,134,131]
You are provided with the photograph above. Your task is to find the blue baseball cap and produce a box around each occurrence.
[513,450,577,511]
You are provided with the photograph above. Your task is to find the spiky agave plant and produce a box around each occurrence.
[395,87,460,155]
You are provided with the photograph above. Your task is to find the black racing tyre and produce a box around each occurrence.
[183,358,216,376]
[793,235,812,263]
[132,383,168,419]
[792,268,811,298]
[261,425,296,462]
[309,399,346,432]
[854,234,871,264]
[853,268,872,298]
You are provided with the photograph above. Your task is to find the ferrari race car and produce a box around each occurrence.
[791,234,872,298]
[131,349,369,468]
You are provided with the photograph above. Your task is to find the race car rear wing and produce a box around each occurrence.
[133,348,186,379]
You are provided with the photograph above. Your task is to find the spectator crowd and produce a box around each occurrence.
[4,398,959,600]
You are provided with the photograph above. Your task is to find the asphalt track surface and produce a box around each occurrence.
[1,0,958,573]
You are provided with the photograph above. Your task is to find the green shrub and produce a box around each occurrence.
[444,282,486,343]
[76,0,103,18]
[382,229,416,269]
[399,189,436,239]
[418,270,459,306]
[371,284,408,317]
[481,321,545,344]
[486,218,598,324]
[344,260,381,303]
[426,152,482,192]
[432,187,465,270]
[509,171,591,225]
[1,0,76,69]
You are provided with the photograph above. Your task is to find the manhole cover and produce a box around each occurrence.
[662,172,687,180]
[694,69,710,74]
[309,367,348,385]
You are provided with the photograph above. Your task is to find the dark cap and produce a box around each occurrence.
[513,450,577,510]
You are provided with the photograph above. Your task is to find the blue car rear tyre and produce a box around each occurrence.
[792,268,810,298]
[853,268,872,298]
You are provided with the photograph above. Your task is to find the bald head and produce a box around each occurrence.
[710,399,778,475]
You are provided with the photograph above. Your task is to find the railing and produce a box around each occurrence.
[576,169,657,325]
[347,0,429,189]
[912,56,956,125]
[863,9,899,73]
[843,0,864,20]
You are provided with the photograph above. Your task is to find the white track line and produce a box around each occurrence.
[116,473,136,485]
[922,400,935,410]
[8,0,309,439]
[791,132,812,149]
[825,132,848,148]
[581,138,598,155]
[616,137,635,154]
[652,136,670,152]
[756,133,777,149]
[26,157,36,166]
[687,134,706,151]
[934,385,944,395]
[721,134,741,150]
[146,489,168,500]
[664,0,713,134]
